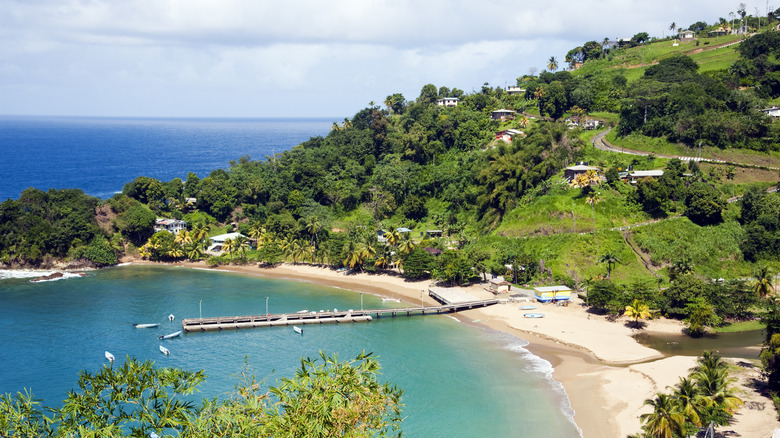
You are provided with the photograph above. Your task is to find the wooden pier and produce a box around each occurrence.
[181,298,499,333]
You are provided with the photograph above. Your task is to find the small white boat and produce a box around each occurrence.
[382,297,401,303]
[523,313,545,318]
[105,351,115,362]
[295,309,309,314]
[133,323,160,328]
[293,326,303,335]
[159,330,182,340]
[518,305,537,310]
[168,314,175,321]
[159,345,170,355]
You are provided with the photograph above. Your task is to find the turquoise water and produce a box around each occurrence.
[0,265,580,436]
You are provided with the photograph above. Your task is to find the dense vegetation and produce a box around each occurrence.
[0,352,402,437]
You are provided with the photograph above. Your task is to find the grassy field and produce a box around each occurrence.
[576,34,744,82]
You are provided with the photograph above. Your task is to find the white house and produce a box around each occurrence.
[763,107,780,118]
[506,86,525,95]
[154,218,187,234]
[208,232,247,252]
[436,97,459,107]
[628,170,664,184]
[679,30,696,40]
[491,109,516,121]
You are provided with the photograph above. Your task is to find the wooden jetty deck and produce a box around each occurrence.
[181,298,499,333]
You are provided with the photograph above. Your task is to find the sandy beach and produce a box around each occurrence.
[138,260,780,437]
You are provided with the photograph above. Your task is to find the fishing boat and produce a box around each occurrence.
[293,326,303,335]
[105,351,115,362]
[133,323,159,328]
[518,305,537,310]
[159,330,182,340]
[523,313,545,318]
[159,345,170,355]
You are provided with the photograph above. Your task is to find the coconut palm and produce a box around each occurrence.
[640,393,686,438]
[223,238,236,260]
[304,216,322,249]
[669,22,677,34]
[598,250,620,279]
[624,298,652,328]
[248,224,265,245]
[397,234,416,256]
[184,242,203,261]
[191,224,210,251]
[670,377,704,429]
[342,240,365,271]
[753,264,775,299]
[174,230,192,246]
[385,229,402,247]
[547,56,559,72]
[233,235,249,258]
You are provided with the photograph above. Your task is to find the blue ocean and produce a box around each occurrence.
[0,117,581,436]
[0,116,333,201]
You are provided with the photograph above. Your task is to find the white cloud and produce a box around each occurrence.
[0,0,757,117]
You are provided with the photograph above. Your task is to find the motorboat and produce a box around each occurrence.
[133,323,159,328]
[159,345,170,355]
[293,326,303,335]
[523,313,545,318]
[105,351,115,362]
[295,309,309,313]
[159,330,182,340]
[168,314,175,321]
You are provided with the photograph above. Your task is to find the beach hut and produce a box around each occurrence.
[488,276,511,293]
[533,286,571,303]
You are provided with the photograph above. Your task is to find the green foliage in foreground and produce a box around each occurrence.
[0,353,402,438]
[638,352,743,438]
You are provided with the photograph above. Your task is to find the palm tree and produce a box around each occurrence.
[547,56,559,72]
[223,238,236,261]
[640,393,686,438]
[598,250,620,278]
[585,191,601,233]
[670,377,704,429]
[184,242,203,261]
[669,22,677,35]
[397,234,416,256]
[342,240,364,271]
[174,230,192,246]
[624,298,651,328]
[248,224,265,246]
[304,216,322,249]
[692,355,744,422]
[753,264,775,299]
[191,224,210,251]
[385,229,402,247]
[233,235,249,258]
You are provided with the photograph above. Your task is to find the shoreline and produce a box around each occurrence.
[8,261,780,436]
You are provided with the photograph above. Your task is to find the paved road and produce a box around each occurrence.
[590,128,723,163]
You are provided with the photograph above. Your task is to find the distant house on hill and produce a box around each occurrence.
[708,26,729,37]
[679,30,696,40]
[207,232,247,252]
[495,129,524,142]
[564,164,600,182]
[506,86,525,95]
[436,97,459,107]
[627,170,664,184]
[491,109,516,121]
[763,107,780,118]
[154,218,187,234]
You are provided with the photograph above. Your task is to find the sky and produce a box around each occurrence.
[0,0,764,119]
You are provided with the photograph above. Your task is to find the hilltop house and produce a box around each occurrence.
[763,107,780,118]
[491,109,516,121]
[436,97,459,107]
[564,164,600,182]
[679,30,696,41]
[154,218,187,234]
[506,86,525,95]
[495,129,524,142]
[627,169,664,184]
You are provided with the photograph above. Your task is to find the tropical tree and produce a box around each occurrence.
[624,298,652,328]
[397,234,416,257]
[753,264,775,299]
[304,216,322,249]
[670,377,704,430]
[174,229,192,246]
[184,242,204,261]
[547,56,559,72]
[669,22,677,34]
[190,224,210,251]
[692,352,743,426]
[640,393,686,438]
[684,297,721,337]
[598,250,620,278]
[384,229,402,247]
